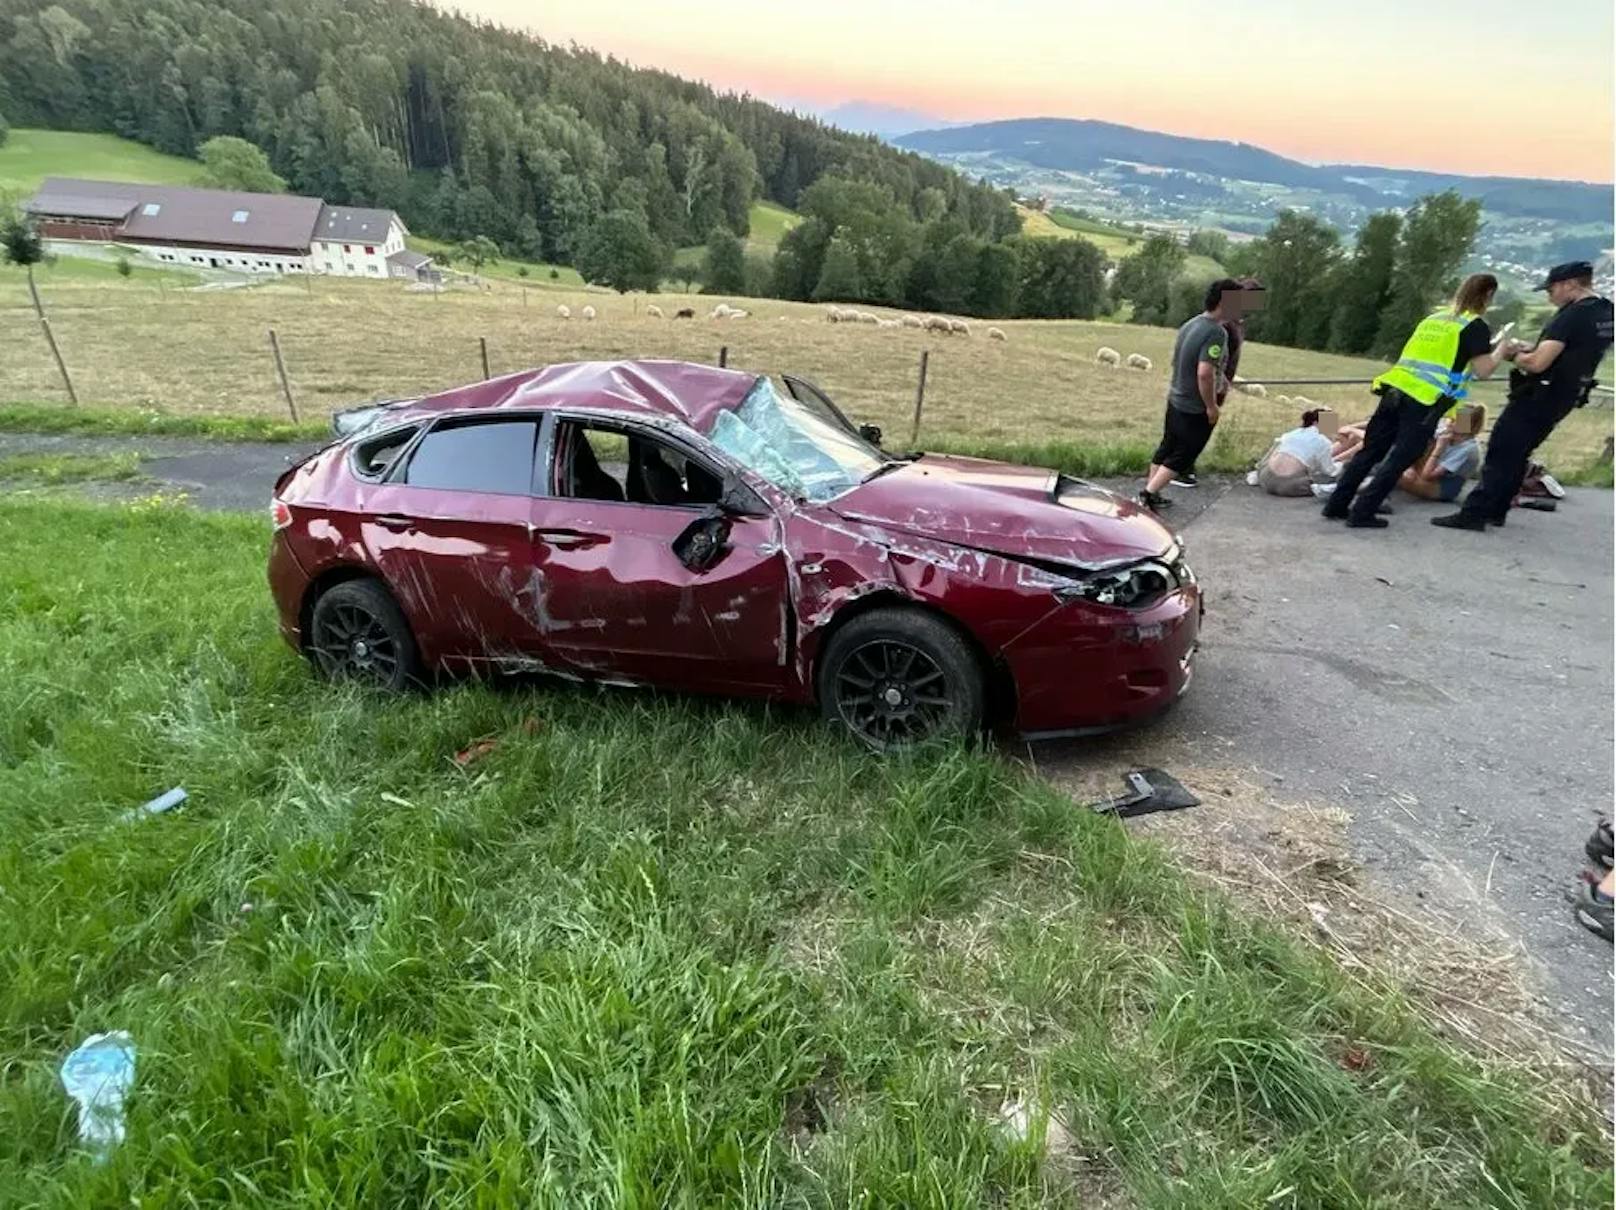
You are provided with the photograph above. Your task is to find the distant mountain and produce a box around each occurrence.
[898,117,1360,193]
[817,101,953,140]
[897,117,1611,224]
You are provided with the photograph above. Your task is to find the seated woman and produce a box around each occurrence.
[1398,404,1485,502]
[1255,409,1340,497]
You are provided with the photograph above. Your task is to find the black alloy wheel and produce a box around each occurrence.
[308,579,421,691]
[819,608,984,748]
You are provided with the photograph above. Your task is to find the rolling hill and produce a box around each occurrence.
[0,129,204,197]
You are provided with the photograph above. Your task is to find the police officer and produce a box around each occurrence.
[1324,273,1508,528]
[1433,261,1614,530]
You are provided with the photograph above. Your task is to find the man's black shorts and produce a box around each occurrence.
[1152,405,1214,475]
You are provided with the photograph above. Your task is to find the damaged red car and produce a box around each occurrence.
[269,360,1201,746]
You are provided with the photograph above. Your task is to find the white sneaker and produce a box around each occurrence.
[1245,470,1260,487]
[1310,482,1337,499]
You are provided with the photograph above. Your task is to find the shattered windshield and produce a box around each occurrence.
[706,377,885,502]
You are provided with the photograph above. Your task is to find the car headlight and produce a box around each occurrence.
[1054,556,1191,609]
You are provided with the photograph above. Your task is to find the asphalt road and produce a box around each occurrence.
[5,433,1611,1050]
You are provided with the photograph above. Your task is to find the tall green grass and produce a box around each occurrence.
[0,498,1609,1205]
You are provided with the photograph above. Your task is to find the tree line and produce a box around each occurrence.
[1108,191,1496,358]
[0,0,1017,268]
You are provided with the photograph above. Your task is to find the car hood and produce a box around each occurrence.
[828,453,1175,569]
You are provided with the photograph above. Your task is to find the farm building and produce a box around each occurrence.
[24,177,429,280]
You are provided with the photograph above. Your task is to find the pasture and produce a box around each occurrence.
[2,274,1610,479]
[0,129,204,197]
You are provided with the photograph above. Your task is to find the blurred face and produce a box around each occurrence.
[1546,279,1584,306]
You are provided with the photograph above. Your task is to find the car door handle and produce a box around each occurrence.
[534,527,605,549]
[375,513,414,531]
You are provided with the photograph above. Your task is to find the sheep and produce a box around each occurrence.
[878,318,900,329]
[1293,394,1316,409]
[901,314,924,329]
[857,312,879,325]
[826,308,843,323]
[709,303,735,320]
[646,304,664,319]
[727,308,749,319]
[987,326,1007,342]
[924,315,952,334]
[1244,382,1268,399]
[674,307,695,320]
[949,319,971,336]
[1095,346,1121,367]
[1125,353,1152,371]
[581,305,596,321]
[556,304,572,320]
[1275,394,1293,405]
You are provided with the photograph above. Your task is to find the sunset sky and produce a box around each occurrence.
[445,0,1614,182]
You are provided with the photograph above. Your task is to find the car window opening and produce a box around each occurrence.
[556,422,723,507]
[353,426,419,479]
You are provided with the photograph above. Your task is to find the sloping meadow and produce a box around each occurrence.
[0,497,1608,1207]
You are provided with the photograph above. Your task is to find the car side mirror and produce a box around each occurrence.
[858,423,883,446]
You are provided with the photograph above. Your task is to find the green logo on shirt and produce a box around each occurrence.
[1207,344,1222,358]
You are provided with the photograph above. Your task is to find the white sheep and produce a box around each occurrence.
[1245,382,1268,398]
[727,308,749,319]
[646,304,664,319]
[901,314,924,329]
[709,303,734,320]
[987,326,1007,342]
[950,319,971,336]
[826,307,844,323]
[925,315,952,334]
[878,318,900,329]
[581,305,596,321]
[1125,353,1152,371]
[556,304,572,320]
[857,312,879,325]
[1095,346,1121,367]
[1276,394,1293,405]
[1293,394,1315,409]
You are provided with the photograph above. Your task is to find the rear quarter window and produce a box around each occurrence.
[351,426,420,480]
[403,419,539,494]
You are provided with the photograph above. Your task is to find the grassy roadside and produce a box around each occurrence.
[0,450,143,485]
[0,497,1607,1206]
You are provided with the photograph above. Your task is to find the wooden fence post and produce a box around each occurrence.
[480,336,491,380]
[39,316,79,406]
[718,345,728,369]
[268,328,299,423]
[909,349,929,447]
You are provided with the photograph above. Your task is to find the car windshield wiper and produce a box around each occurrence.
[861,459,907,484]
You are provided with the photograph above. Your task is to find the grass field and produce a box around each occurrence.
[0,495,1607,1205]
[0,252,199,288]
[1022,208,1141,260]
[405,234,588,289]
[0,129,203,198]
[3,274,1610,479]
[673,201,804,273]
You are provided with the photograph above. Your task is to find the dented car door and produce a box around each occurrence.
[527,421,793,693]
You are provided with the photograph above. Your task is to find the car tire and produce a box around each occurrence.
[307,578,423,692]
[817,608,985,748]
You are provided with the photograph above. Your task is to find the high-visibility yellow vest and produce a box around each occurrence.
[1373,310,1480,407]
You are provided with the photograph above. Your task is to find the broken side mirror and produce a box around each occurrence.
[672,511,733,573]
[858,423,883,446]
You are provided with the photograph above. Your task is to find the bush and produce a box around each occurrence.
[115,256,132,279]
[516,265,530,277]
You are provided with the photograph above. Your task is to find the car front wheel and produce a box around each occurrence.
[818,608,984,748]
[307,579,422,691]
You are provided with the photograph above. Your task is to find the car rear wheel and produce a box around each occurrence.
[818,608,984,748]
[307,579,421,691]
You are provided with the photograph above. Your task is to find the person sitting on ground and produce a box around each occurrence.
[1254,409,1341,496]
[1397,404,1486,502]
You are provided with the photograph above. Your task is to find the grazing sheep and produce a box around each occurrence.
[901,314,924,329]
[1293,394,1315,409]
[1095,346,1121,367]
[877,318,900,329]
[1275,394,1293,405]
[581,305,596,321]
[1244,382,1268,398]
[924,315,952,334]
[987,326,1007,342]
[827,307,844,323]
[709,303,735,320]
[950,319,971,335]
[857,312,878,325]
[646,304,664,319]
[1125,353,1152,371]
[674,307,695,320]
[556,304,572,320]
[727,308,749,319]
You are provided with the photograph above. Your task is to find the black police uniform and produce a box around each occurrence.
[1455,280,1614,525]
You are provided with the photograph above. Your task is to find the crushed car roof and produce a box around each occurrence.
[395,360,760,430]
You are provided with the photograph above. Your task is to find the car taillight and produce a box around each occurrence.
[270,498,293,530]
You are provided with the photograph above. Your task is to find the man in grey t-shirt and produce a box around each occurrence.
[1140,278,1243,511]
